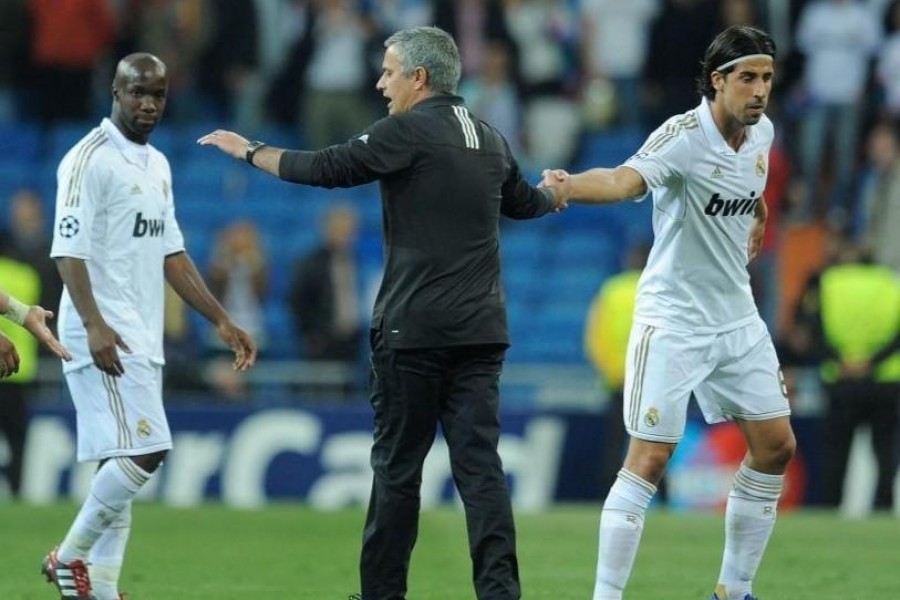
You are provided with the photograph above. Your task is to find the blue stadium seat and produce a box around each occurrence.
[509,331,584,364]
[174,197,233,235]
[263,300,299,359]
[0,123,42,166]
[181,228,214,268]
[46,121,95,165]
[0,162,40,200]
[574,128,646,172]
[502,263,543,306]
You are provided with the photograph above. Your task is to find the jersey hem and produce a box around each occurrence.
[49,251,91,260]
[632,312,760,335]
[78,441,174,463]
[62,354,165,374]
[727,408,792,421]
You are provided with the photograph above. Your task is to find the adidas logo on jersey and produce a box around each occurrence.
[704,191,759,217]
[132,212,165,237]
[130,184,142,195]
[711,166,723,179]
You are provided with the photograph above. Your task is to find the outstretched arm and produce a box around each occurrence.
[540,165,647,205]
[196,130,285,178]
[164,252,257,371]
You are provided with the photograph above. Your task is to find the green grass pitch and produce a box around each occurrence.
[2,503,897,599]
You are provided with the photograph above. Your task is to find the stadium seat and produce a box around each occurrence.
[45,121,95,165]
[0,123,42,166]
[574,128,646,172]
[263,300,299,359]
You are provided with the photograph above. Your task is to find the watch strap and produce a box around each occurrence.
[245,140,266,166]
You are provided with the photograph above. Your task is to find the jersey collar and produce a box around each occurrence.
[101,118,150,169]
[410,94,465,111]
[697,98,754,156]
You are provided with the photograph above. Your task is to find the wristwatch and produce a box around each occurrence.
[245,140,266,166]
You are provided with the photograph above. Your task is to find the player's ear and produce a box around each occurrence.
[711,71,724,93]
[414,66,428,90]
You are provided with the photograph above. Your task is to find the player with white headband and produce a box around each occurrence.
[541,26,792,600]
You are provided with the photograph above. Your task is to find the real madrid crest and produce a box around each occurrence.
[643,408,660,428]
[137,418,152,438]
[755,153,766,177]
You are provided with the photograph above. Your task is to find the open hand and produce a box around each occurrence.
[23,306,72,362]
[196,130,250,160]
[216,320,257,372]
[87,321,132,376]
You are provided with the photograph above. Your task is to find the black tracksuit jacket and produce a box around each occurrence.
[279,94,555,350]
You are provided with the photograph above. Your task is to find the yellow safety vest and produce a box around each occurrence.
[584,271,640,390]
[820,263,900,383]
[0,257,41,383]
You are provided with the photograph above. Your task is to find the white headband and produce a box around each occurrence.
[716,54,772,72]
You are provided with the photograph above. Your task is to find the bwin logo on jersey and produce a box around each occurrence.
[133,212,165,237]
[703,191,759,217]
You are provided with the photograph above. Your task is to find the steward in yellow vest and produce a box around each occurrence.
[583,243,668,502]
[799,254,900,510]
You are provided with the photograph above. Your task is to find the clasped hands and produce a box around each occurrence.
[539,168,571,212]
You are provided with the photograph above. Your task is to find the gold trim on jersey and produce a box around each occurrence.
[102,372,132,450]
[65,130,108,208]
[629,325,656,431]
[640,113,700,155]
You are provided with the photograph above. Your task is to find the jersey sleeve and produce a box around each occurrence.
[622,124,692,197]
[160,158,185,255]
[280,115,415,187]
[50,150,105,260]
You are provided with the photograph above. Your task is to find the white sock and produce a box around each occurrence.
[716,464,783,600]
[58,458,149,563]
[89,503,132,600]
[593,469,657,600]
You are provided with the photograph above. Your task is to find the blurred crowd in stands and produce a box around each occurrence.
[1,0,900,438]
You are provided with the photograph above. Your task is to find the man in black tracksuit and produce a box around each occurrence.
[199,26,562,600]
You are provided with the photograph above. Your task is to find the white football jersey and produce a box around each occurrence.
[51,118,185,372]
[623,99,773,333]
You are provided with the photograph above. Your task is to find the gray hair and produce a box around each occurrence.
[384,27,461,95]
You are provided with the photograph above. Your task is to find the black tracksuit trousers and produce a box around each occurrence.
[822,380,899,509]
[360,329,519,600]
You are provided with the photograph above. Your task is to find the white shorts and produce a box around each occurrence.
[623,318,790,443]
[64,358,172,462]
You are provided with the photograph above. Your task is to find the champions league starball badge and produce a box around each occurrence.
[59,215,80,238]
